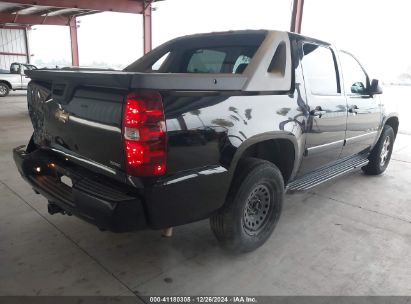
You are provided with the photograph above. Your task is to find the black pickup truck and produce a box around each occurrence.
[14,30,399,253]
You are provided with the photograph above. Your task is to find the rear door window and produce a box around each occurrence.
[302,44,340,95]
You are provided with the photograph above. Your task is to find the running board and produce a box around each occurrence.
[287,154,369,191]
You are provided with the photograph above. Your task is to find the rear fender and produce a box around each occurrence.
[227,131,300,186]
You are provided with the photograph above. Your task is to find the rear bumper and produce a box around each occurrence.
[13,145,147,232]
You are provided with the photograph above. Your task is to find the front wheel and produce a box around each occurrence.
[0,83,10,97]
[362,125,395,175]
[210,158,284,253]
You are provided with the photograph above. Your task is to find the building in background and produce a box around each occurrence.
[0,27,29,70]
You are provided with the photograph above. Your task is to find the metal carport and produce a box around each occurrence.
[0,0,155,66]
[0,0,305,67]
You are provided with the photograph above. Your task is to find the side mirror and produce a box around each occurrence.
[369,79,383,95]
[351,82,366,94]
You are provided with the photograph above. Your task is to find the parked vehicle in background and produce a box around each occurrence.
[14,30,399,253]
[0,62,37,97]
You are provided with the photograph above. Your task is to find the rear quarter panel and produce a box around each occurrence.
[144,83,308,228]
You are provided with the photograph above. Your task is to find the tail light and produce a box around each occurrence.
[123,91,166,176]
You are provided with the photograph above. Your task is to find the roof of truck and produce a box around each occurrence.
[169,29,331,46]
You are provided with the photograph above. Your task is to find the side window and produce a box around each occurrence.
[151,52,170,71]
[10,63,20,74]
[187,49,226,73]
[233,55,250,74]
[302,44,339,95]
[339,51,368,95]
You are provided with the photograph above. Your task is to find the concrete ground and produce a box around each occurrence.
[1,91,411,296]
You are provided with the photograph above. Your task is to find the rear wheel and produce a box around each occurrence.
[210,158,284,253]
[362,125,395,175]
[0,83,9,97]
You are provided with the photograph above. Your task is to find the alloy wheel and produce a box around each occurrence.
[380,136,391,167]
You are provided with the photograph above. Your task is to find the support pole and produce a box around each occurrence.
[143,2,152,54]
[290,0,304,33]
[24,26,30,64]
[69,17,79,66]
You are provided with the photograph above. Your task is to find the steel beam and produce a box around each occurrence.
[0,12,70,25]
[5,5,30,14]
[143,2,152,54]
[290,0,304,33]
[69,17,79,66]
[1,0,144,14]
[0,51,27,56]
[0,24,28,30]
[24,27,30,63]
[32,7,68,17]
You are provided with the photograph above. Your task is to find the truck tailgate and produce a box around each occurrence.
[25,68,248,179]
[27,72,131,178]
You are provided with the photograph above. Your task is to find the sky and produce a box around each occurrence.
[29,0,411,81]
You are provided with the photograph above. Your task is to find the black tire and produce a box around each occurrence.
[210,158,284,253]
[0,83,9,97]
[362,125,395,175]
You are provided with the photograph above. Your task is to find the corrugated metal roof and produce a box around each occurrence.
[0,0,158,26]
[0,2,96,19]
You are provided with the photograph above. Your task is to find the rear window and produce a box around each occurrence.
[187,49,225,73]
[125,31,267,74]
[182,46,257,74]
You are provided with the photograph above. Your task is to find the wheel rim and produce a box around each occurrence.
[243,184,272,235]
[0,85,6,95]
[380,136,391,167]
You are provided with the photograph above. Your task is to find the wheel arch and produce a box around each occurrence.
[228,132,300,186]
[384,115,399,138]
[0,80,12,89]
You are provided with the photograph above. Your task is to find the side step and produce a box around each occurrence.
[287,154,369,191]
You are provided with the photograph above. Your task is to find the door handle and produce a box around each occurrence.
[310,106,326,118]
[349,105,359,114]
